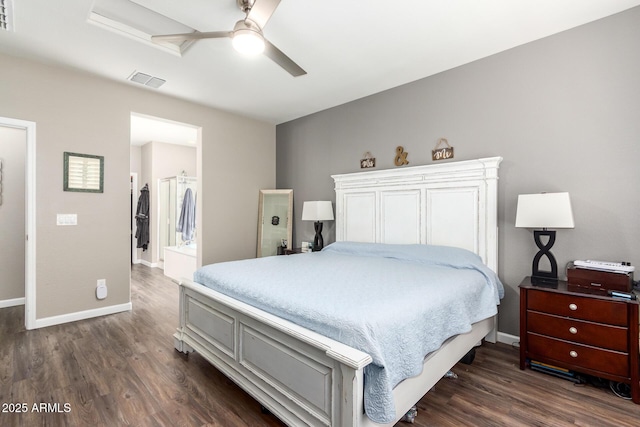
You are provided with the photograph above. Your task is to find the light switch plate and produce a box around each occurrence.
[56,214,77,225]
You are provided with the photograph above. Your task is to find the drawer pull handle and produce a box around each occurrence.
[569,327,578,334]
[570,350,578,358]
[569,303,578,311]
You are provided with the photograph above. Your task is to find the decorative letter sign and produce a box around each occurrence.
[432,138,454,161]
[394,146,409,166]
[360,152,376,169]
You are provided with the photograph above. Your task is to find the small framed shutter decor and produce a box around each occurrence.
[63,152,104,193]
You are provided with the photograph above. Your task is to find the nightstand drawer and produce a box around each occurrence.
[528,333,629,377]
[528,290,627,326]
[527,311,628,352]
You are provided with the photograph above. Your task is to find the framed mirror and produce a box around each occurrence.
[63,152,104,193]
[257,189,293,257]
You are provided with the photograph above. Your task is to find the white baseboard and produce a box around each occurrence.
[0,297,25,308]
[497,331,520,347]
[34,302,132,329]
[139,259,159,268]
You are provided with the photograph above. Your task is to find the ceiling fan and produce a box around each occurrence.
[151,0,306,77]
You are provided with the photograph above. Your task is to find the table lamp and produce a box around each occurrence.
[302,201,334,251]
[515,192,574,283]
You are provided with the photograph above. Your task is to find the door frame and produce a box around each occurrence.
[131,172,139,265]
[0,116,37,330]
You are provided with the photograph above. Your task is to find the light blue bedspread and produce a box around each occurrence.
[194,242,504,423]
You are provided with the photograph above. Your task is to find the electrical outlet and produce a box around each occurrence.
[96,279,107,300]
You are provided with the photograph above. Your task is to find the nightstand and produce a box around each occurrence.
[519,276,640,403]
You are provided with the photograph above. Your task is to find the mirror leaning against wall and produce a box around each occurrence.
[257,189,293,257]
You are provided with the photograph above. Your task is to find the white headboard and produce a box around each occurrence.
[331,157,502,272]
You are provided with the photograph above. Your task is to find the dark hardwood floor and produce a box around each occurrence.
[1,264,639,426]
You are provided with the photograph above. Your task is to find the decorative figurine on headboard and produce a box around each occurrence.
[360,152,376,169]
[432,138,454,161]
[394,146,409,166]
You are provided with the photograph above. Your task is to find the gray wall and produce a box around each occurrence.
[1,52,274,322]
[0,126,26,301]
[276,7,640,337]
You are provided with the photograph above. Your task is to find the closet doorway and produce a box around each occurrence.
[130,113,200,273]
[0,117,36,330]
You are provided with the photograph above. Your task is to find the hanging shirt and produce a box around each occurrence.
[177,187,196,242]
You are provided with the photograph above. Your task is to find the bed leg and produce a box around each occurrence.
[400,405,418,423]
[260,405,271,415]
[459,348,476,365]
[173,332,195,354]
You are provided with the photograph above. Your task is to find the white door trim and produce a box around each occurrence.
[131,172,139,265]
[0,116,36,330]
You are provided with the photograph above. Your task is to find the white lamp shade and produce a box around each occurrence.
[515,192,575,229]
[302,201,334,221]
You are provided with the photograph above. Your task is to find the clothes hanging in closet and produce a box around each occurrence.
[135,184,150,251]
[177,187,196,242]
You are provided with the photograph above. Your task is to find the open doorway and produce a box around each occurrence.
[0,116,36,330]
[130,113,200,281]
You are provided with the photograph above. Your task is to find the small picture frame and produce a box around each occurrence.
[64,152,104,193]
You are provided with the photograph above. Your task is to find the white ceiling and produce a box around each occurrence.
[1,0,639,132]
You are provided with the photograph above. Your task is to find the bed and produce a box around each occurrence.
[175,157,503,426]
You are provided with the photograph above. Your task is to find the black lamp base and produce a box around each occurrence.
[531,229,558,283]
[313,221,324,251]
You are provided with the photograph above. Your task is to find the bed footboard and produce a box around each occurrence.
[175,279,373,427]
[175,279,495,427]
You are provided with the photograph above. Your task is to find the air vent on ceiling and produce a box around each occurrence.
[0,0,14,32]
[128,71,166,89]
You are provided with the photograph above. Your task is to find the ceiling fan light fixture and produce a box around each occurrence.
[232,20,265,55]
[150,2,305,77]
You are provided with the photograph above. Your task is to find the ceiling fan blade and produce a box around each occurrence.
[246,0,281,29]
[264,40,306,77]
[151,31,231,43]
